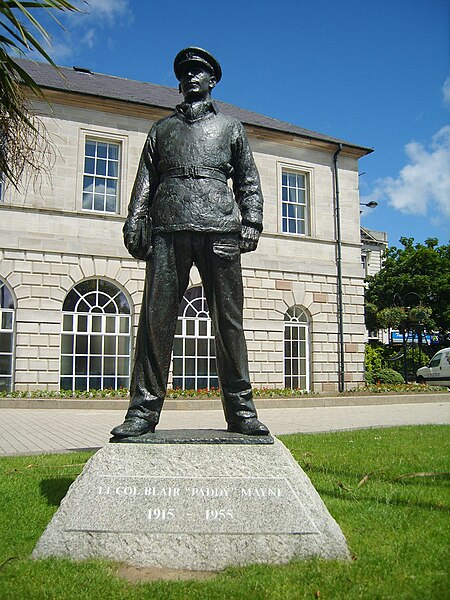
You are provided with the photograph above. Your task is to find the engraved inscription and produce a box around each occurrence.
[64,476,319,535]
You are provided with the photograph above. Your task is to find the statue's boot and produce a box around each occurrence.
[222,388,270,435]
[110,417,155,438]
[227,417,270,435]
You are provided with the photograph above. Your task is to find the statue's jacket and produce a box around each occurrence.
[126,100,264,235]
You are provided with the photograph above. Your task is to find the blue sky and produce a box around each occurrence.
[30,0,450,247]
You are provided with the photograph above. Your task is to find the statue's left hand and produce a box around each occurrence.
[239,225,260,253]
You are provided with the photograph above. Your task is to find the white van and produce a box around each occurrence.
[416,347,450,387]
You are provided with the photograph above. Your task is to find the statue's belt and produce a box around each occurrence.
[159,166,228,184]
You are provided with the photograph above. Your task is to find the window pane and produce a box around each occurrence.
[173,359,183,377]
[60,377,72,390]
[94,179,106,194]
[97,159,107,176]
[185,338,195,356]
[0,332,13,352]
[173,338,182,356]
[117,357,129,376]
[296,174,305,188]
[104,356,116,375]
[75,377,87,391]
[106,197,116,213]
[75,355,87,375]
[198,338,207,355]
[85,141,96,157]
[97,142,108,158]
[2,312,13,329]
[82,193,92,210]
[89,356,102,375]
[61,334,73,354]
[116,292,130,314]
[117,336,130,355]
[83,176,94,192]
[75,335,88,354]
[104,337,116,355]
[108,144,119,160]
[103,377,115,389]
[63,314,73,332]
[92,315,102,332]
[186,320,195,336]
[106,179,117,195]
[117,377,129,389]
[198,359,208,375]
[89,377,101,390]
[0,355,12,374]
[61,356,73,375]
[106,317,116,333]
[77,315,88,332]
[94,194,104,211]
[84,157,95,174]
[108,162,118,177]
[119,317,129,333]
[90,335,102,354]
[198,320,207,337]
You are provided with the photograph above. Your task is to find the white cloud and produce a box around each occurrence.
[81,28,95,50]
[362,125,450,220]
[47,0,132,61]
[362,77,450,223]
[73,0,132,26]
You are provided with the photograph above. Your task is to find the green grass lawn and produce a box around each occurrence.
[0,425,449,599]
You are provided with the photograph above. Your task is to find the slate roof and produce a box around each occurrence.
[16,58,373,156]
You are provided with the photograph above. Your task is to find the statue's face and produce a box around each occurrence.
[179,65,216,101]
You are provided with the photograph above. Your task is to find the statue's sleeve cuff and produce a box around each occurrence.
[241,220,263,233]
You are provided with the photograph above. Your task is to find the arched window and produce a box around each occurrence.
[284,306,310,390]
[0,281,15,392]
[61,279,131,391]
[172,286,219,390]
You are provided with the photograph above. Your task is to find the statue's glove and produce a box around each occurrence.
[239,225,260,253]
[123,216,153,261]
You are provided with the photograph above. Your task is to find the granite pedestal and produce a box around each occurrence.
[32,431,350,570]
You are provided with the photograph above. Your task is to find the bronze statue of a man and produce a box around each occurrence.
[111,47,269,438]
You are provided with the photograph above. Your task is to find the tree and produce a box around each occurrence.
[366,237,450,342]
[1,0,79,188]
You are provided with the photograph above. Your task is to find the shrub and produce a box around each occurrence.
[365,342,387,372]
[365,368,405,385]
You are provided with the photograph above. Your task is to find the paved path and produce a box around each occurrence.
[1,402,449,456]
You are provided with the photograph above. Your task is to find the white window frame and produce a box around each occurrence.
[77,129,128,216]
[172,286,219,390]
[60,279,132,391]
[0,281,15,392]
[278,163,314,237]
[284,306,310,391]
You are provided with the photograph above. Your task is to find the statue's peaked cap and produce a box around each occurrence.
[174,47,222,83]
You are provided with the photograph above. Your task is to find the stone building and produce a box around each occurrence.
[0,60,373,394]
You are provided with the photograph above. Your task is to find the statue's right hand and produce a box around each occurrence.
[123,217,153,261]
